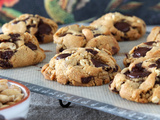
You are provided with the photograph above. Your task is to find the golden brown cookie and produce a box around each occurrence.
[90,12,146,41]
[2,14,58,43]
[0,32,45,68]
[109,57,160,104]
[123,41,160,66]
[41,48,120,86]
[54,24,120,55]
[147,26,160,42]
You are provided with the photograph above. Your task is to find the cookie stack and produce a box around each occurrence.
[41,12,146,87]
[109,27,160,104]
[0,14,58,68]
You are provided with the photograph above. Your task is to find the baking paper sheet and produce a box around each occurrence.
[0,29,160,118]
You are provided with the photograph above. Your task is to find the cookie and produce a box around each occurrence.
[147,26,160,42]
[54,24,120,55]
[123,41,160,66]
[109,57,160,104]
[0,32,46,68]
[2,14,58,43]
[90,12,146,41]
[41,47,120,86]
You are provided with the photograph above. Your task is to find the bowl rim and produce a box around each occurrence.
[0,79,30,111]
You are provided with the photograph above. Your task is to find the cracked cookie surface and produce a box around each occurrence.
[0,32,45,68]
[2,14,58,43]
[41,48,120,86]
[109,57,160,104]
[123,41,160,66]
[54,24,120,55]
[90,12,146,41]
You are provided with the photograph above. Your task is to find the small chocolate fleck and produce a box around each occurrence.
[25,42,37,50]
[144,41,155,46]
[27,24,36,29]
[120,36,129,41]
[0,51,14,59]
[86,49,98,55]
[56,53,72,60]
[81,76,93,84]
[114,22,130,32]
[113,65,118,72]
[132,47,151,58]
[59,47,64,52]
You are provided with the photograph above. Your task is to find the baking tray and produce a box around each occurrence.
[0,25,160,120]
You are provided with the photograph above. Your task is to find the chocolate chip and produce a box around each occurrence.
[124,63,151,78]
[9,33,20,42]
[27,24,36,29]
[86,49,98,55]
[112,47,118,54]
[56,53,72,60]
[0,51,14,59]
[132,47,151,58]
[120,36,129,41]
[59,47,64,52]
[114,22,130,32]
[0,60,13,68]
[35,19,52,42]
[25,42,37,50]
[144,41,155,46]
[156,58,160,68]
[91,58,110,71]
[113,65,118,72]
[94,34,102,37]
[81,76,93,84]
[149,64,157,68]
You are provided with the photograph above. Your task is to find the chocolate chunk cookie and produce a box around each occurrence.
[109,57,160,104]
[0,32,45,68]
[147,26,160,42]
[2,14,58,43]
[123,41,160,66]
[54,24,120,55]
[41,48,120,86]
[90,12,146,41]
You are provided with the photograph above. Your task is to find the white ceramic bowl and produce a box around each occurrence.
[0,79,31,119]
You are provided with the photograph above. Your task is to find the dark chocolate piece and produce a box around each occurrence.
[81,76,93,84]
[25,42,37,50]
[132,47,151,58]
[114,22,130,32]
[86,49,98,55]
[56,53,72,60]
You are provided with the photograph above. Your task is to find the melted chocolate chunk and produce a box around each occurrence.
[81,76,93,84]
[0,60,13,68]
[86,49,98,55]
[112,47,118,54]
[114,22,130,32]
[27,24,36,29]
[56,53,72,60]
[25,42,37,50]
[132,47,151,58]
[156,58,160,68]
[149,64,157,68]
[113,65,118,72]
[59,47,64,52]
[144,41,155,46]
[91,58,110,71]
[35,19,52,42]
[124,63,151,78]
[0,51,14,59]
[9,33,20,42]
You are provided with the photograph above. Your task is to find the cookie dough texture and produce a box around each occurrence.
[90,12,146,41]
[54,24,120,55]
[2,14,58,43]
[147,26,160,42]
[0,32,46,68]
[41,48,120,86]
[123,41,160,66]
[109,57,160,104]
